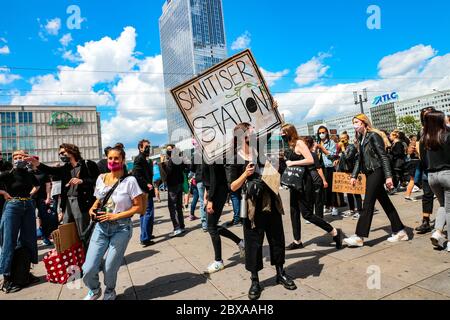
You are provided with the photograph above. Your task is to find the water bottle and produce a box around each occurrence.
[240,192,248,219]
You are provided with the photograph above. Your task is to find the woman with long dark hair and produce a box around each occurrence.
[281,124,344,251]
[226,122,296,300]
[343,114,408,247]
[421,111,450,251]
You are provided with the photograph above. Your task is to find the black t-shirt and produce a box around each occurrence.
[33,170,51,200]
[426,132,450,173]
[310,152,323,186]
[0,169,40,198]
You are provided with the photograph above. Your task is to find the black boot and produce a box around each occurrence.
[415,220,432,234]
[275,266,297,290]
[248,273,262,300]
[333,228,344,250]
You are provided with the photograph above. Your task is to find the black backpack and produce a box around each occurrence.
[10,247,31,287]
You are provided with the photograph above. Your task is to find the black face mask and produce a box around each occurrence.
[60,156,71,163]
[281,135,289,144]
[143,145,150,156]
[166,150,172,158]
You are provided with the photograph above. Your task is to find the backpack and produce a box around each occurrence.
[10,247,31,287]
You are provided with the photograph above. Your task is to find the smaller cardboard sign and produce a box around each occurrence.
[261,161,280,195]
[58,223,81,253]
[332,172,366,195]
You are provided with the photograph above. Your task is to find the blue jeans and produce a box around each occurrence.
[82,218,132,294]
[140,194,154,243]
[196,182,206,227]
[190,184,199,216]
[0,199,38,275]
[230,191,241,222]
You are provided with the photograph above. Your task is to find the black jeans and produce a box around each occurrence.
[36,198,58,239]
[347,193,363,212]
[207,186,241,262]
[290,188,334,242]
[324,167,338,207]
[313,184,324,218]
[168,184,185,230]
[356,168,405,238]
[243,195,285,273]
[422,179,434,214]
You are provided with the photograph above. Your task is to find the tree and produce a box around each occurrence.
[397,116,422,137]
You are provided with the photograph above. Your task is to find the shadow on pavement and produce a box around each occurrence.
[124,249,160,266]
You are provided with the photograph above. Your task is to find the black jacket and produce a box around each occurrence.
[38,159,100,214]
[338,143,358,173]
[203,163,228,201]
[165,158,185,188]
[352,131,393,179]
[132,153,154,197]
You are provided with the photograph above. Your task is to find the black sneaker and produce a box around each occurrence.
[141,240,155,247]
[286,242,304,250]
[28,273,40,285]
[415,221,432,234]
[1,279,22,294]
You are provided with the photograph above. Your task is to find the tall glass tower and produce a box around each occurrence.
[159,0,227,143]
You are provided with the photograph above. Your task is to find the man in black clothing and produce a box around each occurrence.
[133,139,155,247]
[164,145,186,237]
[27,143,99,249]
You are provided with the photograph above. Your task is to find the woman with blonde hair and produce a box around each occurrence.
[343,114,409,247]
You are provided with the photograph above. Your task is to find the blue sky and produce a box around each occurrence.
[1,0,450,155]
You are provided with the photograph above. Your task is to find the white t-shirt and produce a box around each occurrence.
[94,175,143,214]
[51,181,61,197]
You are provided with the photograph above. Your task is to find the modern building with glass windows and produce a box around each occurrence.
[159,0,227,142]
[0,105,102,165]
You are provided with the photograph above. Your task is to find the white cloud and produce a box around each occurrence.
[0,67,21,84]
[231,31,251,51]
[295,52,331,86]
[260,67,289,87]
[0,45,10,55]
[45,18,61,36]
[60,33,73,47]
[11,26,167,151]
[276,45,450,124]
[378,44,436,78]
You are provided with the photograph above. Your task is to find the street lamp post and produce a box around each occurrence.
[353,89,368,114]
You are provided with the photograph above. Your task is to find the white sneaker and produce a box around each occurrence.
[170,229,184,237]
[206,260,225,274]
[412,186,420,193]
[342,210,353,218]
[430,231,447,249]
[238,240,245,258]
[352,212,360,220]
[447,242,450,252]
[324,207,331,214]
[83,288,102,300]
[103,290,116,301]
[331,208,339,216]
[343,235,364,247]
[404,196,418,202]
[387,230,409,243]
[305,220,311,224]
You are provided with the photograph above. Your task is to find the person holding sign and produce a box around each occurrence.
[336,133,363,220]
[281,125,344,251]
[226,123,296,300]
[344,114,408,247]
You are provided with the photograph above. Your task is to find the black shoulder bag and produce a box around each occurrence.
[281,166,306,192]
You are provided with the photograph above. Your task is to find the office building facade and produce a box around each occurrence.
[0,106,102,165]
[370,102,397,133]
[159,0,227,142]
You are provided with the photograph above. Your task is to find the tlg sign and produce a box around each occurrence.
[372,92,398,106]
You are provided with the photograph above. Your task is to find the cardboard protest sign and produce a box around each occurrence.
[171,49,282,163]
[262,161,280,195]
[332,172,366,195]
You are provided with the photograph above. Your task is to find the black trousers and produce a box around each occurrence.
[168,184,185,230]
[243,197,285,273]
[207,187,241,262]
[290,188,334,242]
[324,167,338,207]
[356,168,405,238]
[313,184,324,218]
[347,193,363,212]
[422,179,434,214]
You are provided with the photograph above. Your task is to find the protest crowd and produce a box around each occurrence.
[1,103,449,301]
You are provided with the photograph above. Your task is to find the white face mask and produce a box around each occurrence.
[319,133,327,140]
